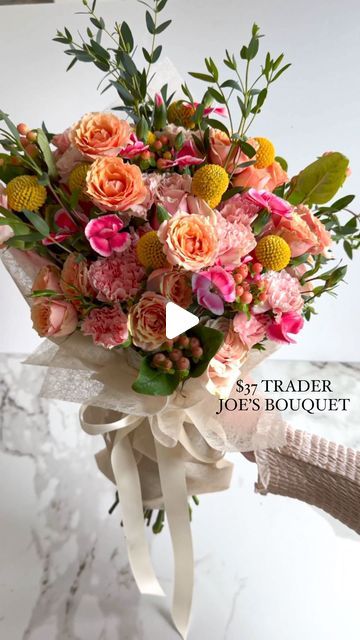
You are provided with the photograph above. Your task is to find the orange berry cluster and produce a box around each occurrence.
[151,335,204,376]
[17,122,38,158]
[233,261,266,306]
[140,133,175,171]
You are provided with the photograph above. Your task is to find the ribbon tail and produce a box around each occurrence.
[111,430,164,597]
[155,439,194,640]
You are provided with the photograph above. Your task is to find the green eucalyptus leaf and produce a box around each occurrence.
[22,209,50,236]
[204,118,230,137]
[288,152,349,206]
[275,155,288,171]
[145,10,156,34]
[188,72,215,83]
[36,128,58,178]
[155,19,172,34]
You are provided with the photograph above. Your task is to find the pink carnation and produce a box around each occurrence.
[233,312,266,349]
[220,192,260,225]
[266,311,304,344]
[257,271,304,316]
[89,245,145,303]
[215,213,256,267]
[155,172,192,215]
[245,189,292,217]
[82,305,128,349]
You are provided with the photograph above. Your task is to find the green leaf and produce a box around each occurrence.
[288,152,349,206]
[22,210,50,236]
[121,21,134,51]
[344,240,353,259]
[188,72,215,83]
[239,140,257,158]
[0,217,30,235]
[189,325,224,378]
[0,111,21,143]
[275,155,288,171]
[0,155,27,183]
[204,118,230,137]
[221,187,244,202]
[145,10,156,34]
[90,38,110,61]
[247,36,259,60]
[132,355,181,396]
[252,209,271,235]
[136,116,149,142]
[271,63,291,82]
[36,128,58,178]
[221,79,241,91]
[155,19,172,34]
[207,87,226,104]
[152,45,162,63]
[156,204,171,223]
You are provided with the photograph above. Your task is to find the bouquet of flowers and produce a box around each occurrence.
[1,1,359,637]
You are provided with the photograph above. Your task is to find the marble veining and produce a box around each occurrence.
[1,354,360,640]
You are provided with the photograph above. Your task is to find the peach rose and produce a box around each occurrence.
[70,112,131,159]
[32,265,62,293]
[86,157,147,211]
[158,212,219,271]
[128,291,166,351]
[60,253,94,308]
[266,205,331,257]
[209,129,255,174]
[206,317,248,398]
[31,298,78,338]
[147,268,193,308]
[233,160,288,192]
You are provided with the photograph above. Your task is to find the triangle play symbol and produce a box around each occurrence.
[165,302,199,340]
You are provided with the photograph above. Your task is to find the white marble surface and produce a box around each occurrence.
[1,355,360,640]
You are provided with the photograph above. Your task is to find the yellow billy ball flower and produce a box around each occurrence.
[6,175,47,212]
[68,162,91,194]
[191,164,229,209]
[136,231,168,269]
[254,137,276,169]
[255,235,291,271]
[167,101,196,129]
[147,131,156,146]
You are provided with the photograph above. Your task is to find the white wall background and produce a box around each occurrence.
[0,0,359,358]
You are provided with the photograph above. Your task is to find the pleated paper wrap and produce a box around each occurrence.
[2,246,360,638]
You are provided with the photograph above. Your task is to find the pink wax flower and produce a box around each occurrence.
[89,245,146,303]
[255,271,304,316]
[119,132,149,159]
[85,214,130,257]
[220,192,260,226]
[192,267,235,315]
[245,189,292,217]
[215,212,256,267]
[266,311,304,344]
[82,305,129,349]
[31,298,78,338]
[233,312,266,349]
[43,209,79,246]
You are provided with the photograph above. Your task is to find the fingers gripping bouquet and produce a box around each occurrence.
[1,0,359,637]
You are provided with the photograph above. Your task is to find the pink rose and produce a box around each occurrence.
[233,312,266,349]
[155,173,192,215]
[60,253,94,308]
[206,317,248,398]
[192,267,235,315]
[128,291,167,351]
[266,311,304,344]
[56,146,85,180]
[32,264,62,293]
[158,212,219,271]
[31,298,78,338]
[85,214,130,257]
[215,212,256,267]
[82,305,128,349]
[245,189,292,217]
[0,224,14,247]
[52,129,71,153]
[147,268,193,308]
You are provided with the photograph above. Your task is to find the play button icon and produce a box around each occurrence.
[165,302,199,339]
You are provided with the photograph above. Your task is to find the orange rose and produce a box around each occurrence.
[31,298,78,338]
[70,112,131,159]
[266,205,332,257]
[128,291,167,351]
[158,212,218,271]
[86,157,147,211]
